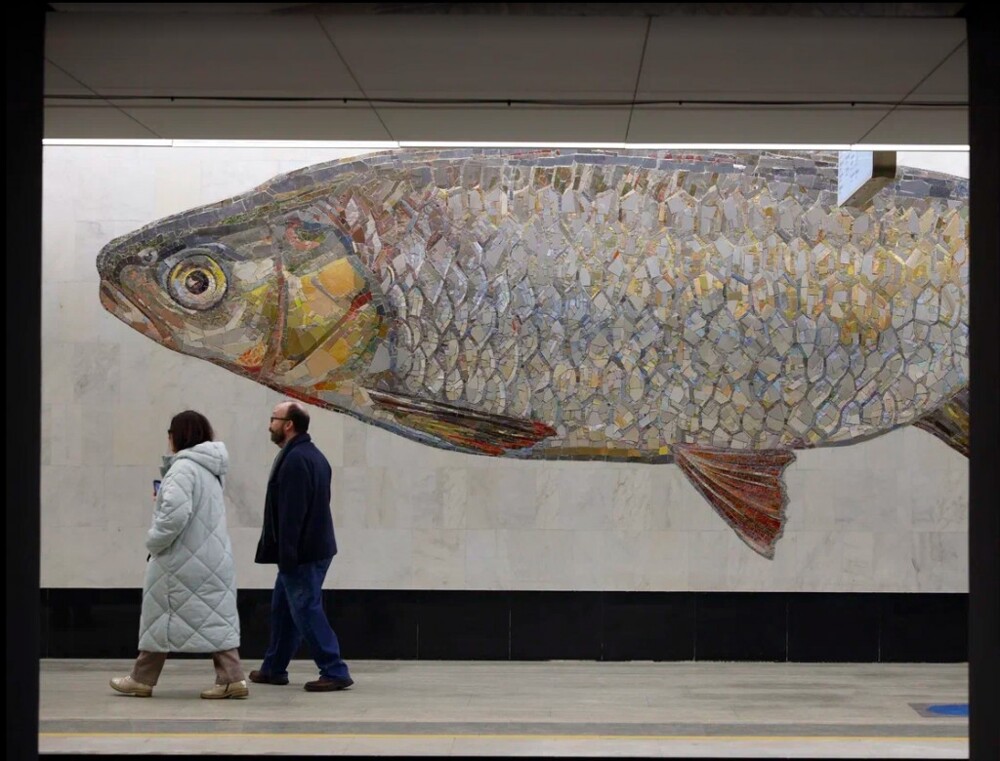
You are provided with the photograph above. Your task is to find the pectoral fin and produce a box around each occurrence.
[366,388,556,455]
[913,388,969,458]
[673,444,796,559]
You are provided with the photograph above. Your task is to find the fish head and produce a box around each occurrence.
[96,182,390,409]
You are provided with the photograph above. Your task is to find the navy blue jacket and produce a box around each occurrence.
[254,433,337,572]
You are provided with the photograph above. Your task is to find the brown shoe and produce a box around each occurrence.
[201,680,249,699]
[248,670,289,685]
[304,675,353,692]
[110,675,153,697]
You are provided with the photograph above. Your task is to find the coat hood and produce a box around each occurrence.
[171,440,229,477]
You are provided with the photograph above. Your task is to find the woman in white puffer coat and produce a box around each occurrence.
[110,410,248,699]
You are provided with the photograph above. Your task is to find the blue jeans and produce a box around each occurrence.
[260,557,350,680]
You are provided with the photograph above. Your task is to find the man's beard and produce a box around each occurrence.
[270,428,284,446]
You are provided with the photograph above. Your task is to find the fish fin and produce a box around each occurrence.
[672,444,796,559]
[365,388,557,455]
[913,388,969,458]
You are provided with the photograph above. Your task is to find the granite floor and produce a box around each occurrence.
[38,659,968,757]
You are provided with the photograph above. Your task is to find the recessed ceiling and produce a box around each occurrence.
[43,4,969,144]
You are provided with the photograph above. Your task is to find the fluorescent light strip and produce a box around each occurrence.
[42,138,970,151]
[399,141,859,150]
[172,139,399,149]
[44,138,173,147]
[851,144,970,152]
[399,141,971,151]
[42,139,399,149]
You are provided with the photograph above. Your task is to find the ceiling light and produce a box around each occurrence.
[42,138,970,151]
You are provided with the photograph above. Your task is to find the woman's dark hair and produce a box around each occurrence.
[168,410,214,451]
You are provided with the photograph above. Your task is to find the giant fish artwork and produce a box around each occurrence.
[96,149,969,558]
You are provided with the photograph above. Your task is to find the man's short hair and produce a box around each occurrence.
[285,402,310,433]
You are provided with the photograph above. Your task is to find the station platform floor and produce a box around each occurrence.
[38,658,967,757]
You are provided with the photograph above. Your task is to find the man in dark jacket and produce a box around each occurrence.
[250,401,353,692]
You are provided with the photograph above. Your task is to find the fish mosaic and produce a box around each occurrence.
[96,149,969,558]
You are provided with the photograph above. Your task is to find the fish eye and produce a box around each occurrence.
[166,252,228,311]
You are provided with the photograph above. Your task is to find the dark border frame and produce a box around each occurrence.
[966,5,1000,760]
[6,5,43,761]
[8,7,999,760]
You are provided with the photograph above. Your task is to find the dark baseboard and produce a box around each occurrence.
[39,588,967,663]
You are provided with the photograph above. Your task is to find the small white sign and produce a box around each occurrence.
[838,151,897,208]
[838,151,874,206]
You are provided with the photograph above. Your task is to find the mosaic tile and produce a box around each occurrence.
[96,149,969,558]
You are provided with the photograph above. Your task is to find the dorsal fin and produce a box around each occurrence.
[366,388,556,455]
[672,444,796,559]
[913,388,969,458]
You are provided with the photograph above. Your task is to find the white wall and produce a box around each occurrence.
[40,145,968,592]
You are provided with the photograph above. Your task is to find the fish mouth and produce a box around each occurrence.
[99,280,175,347]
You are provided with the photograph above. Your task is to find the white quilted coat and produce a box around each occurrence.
[138,441,241,653]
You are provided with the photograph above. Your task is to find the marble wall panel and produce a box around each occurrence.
[39,146,969,592]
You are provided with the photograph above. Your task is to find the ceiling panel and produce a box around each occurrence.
[48,3,304,11]
[859,108,969,145]
[627,106,894,145]
[44,61,91,95]
[323,15,648,100]
[41,10,969,144]
[44,104,168,139]
[638,18,967,101]
[377,107,632,143]
[45,103,389,141]
[45,13,361,97]
[908,42,968,100]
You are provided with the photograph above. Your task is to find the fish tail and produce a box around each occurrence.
[913,387,969,458]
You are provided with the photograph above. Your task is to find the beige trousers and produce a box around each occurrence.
[131,648,245,686]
